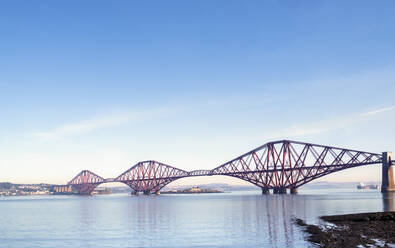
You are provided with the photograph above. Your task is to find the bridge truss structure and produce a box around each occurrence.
[68,140,383,195]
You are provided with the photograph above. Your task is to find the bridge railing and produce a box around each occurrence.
[188,170,213,176]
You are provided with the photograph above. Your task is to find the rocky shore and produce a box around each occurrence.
[295,212,395,248]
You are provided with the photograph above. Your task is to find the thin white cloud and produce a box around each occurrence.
[34,115,132,141]
[267,105,395,139]
[361,106,395,116]
[33,107,174,141]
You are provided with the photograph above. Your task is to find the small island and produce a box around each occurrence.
[161,186,223,194]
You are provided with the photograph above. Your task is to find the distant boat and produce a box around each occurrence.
[357,182,379,190]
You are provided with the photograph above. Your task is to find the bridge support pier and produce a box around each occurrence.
[279,188,287,194]
[131,190,139,196]
[155,191,160,195]
[290,188,298,194]
[143,190,150,195]
[382,152,395,193]
[261,188,270,194]
[273,188,280,194]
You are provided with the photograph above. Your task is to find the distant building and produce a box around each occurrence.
[189,186,203,192]
[53,185,73,193]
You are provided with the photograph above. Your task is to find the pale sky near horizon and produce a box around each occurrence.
[1,1,395,186]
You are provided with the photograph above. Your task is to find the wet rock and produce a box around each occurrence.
[295,212,395,248]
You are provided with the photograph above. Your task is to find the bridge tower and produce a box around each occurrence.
[381,152,395,193]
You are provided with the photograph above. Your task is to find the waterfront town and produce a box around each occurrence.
[0,182,112,196]
[0,182,52,196]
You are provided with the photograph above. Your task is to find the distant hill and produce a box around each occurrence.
[0,182,13,189]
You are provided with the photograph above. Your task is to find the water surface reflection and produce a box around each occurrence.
[383,192,395,211]
[0,189,391,248]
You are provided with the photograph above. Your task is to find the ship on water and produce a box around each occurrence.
[357,182,380,190]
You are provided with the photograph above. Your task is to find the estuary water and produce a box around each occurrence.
[0,189,394,248]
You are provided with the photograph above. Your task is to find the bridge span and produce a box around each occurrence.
[67,140,395,195]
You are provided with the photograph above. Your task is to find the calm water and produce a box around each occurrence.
[0,189,394,248]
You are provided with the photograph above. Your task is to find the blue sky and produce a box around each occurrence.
[1,1,395,185]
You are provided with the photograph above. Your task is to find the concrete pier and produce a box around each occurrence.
[382,152,395,193]
[290,188,298,194]
[261,188,270,194]
[143,190,150,195]
[273,188,279,194]
[279,188,287,194]
[155,191,160,195]
[131,191,139,196]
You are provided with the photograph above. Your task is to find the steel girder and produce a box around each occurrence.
[68,170,105,194]
[115,160,189,193]
[67,140,383,194]
[211,140,382,190]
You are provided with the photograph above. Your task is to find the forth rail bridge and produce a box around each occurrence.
[60,140,395,195]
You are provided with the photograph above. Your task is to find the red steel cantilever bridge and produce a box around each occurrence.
[67,140,393,195]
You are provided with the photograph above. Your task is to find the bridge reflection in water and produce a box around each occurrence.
[66,140,393,195]
[383,192,395,212]
[69,191,390,247]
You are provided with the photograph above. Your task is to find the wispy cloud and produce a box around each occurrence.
[361,106,395,116]
[33,107,174,141]
[266,105,395,139]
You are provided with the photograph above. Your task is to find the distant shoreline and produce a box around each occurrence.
[160,191,224,194]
